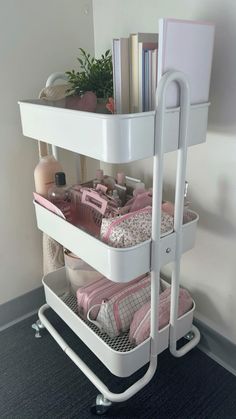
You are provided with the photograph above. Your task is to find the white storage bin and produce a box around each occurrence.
[43,268,195,377]
[18,100,209,163]
[34,201,199,283]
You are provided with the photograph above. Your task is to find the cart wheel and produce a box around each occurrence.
[32,319,45,338]
[90,403,110,415]
[90,394,112,416]
[184,330,195,341]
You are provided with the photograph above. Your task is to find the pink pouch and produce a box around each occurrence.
[162,201,197,224]
[129,287,193,346]
[100,206,174,248]
[77,274,146,320]
[88,274,151,338]
[125,191,152,212]
[161,201,175,217]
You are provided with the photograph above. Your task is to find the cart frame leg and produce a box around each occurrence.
[38,304,158,404]
[156,71,201,358]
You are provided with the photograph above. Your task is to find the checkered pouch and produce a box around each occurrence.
[87,274,151,338]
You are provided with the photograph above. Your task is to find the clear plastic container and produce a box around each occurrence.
[64,251,102,295]
[48,172,74,223]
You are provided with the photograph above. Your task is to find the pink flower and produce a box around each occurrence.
[106,97,115,114]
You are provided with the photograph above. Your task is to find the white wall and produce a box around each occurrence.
[0,0,94,305]
[93,0,236,344]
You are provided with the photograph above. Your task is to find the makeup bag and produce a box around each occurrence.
[77,274,146,320]
[64,251,103,295]
[129,287,193,346]
[126,191,153,212]
[87,274,152,338]
[100,206,174,248]
[161,201,197,224]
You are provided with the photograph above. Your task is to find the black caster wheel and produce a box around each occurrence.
[90,394,112,416]
[90,404,110,415]
[32,319,45,338]
[184,330,195,341]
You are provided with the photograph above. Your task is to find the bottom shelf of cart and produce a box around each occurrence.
[43,268,195,378]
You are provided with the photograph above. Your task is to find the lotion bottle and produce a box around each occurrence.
[34,154,63,197]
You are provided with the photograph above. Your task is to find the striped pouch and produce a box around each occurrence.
[129,287,193,346]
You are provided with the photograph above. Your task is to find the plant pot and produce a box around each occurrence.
[96,98,110,114]
[65,91,97,112]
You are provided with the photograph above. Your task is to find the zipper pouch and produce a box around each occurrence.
[87,274,151,338]
[129,287,193,346]
[76,274,146,320]
[100,206,174,248]
[161,201,197,224]
[124,191,152,213]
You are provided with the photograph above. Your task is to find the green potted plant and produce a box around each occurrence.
[65,48,114,113]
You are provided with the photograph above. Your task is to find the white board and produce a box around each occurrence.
[158,18,215,107]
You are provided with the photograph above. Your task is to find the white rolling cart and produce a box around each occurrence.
[18,69,209,415]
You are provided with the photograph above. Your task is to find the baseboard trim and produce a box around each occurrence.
[194,318,236,377]
[0,286,45,332]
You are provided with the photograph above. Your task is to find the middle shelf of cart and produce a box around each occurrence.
[35,202,199,282]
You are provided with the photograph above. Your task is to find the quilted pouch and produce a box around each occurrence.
[87,274,151,338]
[100,206,174,248]
[129,287,193,346]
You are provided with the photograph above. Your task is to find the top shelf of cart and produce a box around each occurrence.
[18,99,209,164]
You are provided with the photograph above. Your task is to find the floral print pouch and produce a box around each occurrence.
[100,206,174,248]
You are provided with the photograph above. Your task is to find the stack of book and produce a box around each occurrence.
[112,19,215,114]
[112,33,158,114]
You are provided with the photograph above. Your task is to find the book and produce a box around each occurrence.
[148,49,153,110]
[151,49,158,110]
[144,50,149,111]
[112,37,130,114]
[158,18,215,107]
[138,41,158,112]
[130,32,158,113]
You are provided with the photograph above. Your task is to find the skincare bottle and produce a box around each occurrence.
[34,155,63,197]
[116,172,126,186]
[103,174,116,191]
[112,189,122,207]
[93,169,104,188]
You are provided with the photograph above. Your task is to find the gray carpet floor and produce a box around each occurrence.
[0,309,236,419]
